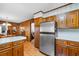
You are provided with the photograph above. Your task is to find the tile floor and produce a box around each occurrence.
[24,41,45,56]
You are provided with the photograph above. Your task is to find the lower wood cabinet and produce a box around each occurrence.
[0,40,24,56]
[56,43,63,56]
[0,48,12,56]
[13,44,24,56]
[56,39,79,56]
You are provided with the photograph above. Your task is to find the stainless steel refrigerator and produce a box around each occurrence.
[40,21,56,56]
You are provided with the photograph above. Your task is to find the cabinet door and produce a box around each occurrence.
[56,14,67,28]
[56,39,79,56]
[66,11,79,28]
[56,39,70,56]
[67,41,79,56]
[66,46,79,56]
[56,44,63,56]
[13,44,24,56]
[56,39,65,56]
[0,49,12,56]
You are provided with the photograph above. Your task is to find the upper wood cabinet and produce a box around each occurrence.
[46,16,55,22]
[56,14,67,28]
[56,10,79,28]
[66,10,79,28]
[7,23,20,36]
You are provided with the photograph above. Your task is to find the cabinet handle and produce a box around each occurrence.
[63,45,74,48]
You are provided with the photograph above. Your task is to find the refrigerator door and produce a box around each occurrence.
[40,21,56,56]
[40,22,55,33]
[40,34,55,56]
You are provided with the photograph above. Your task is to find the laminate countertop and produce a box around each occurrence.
[0,36,26,44]
[56,29,79,42]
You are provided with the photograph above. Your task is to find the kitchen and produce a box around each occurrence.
[0,3,79,56]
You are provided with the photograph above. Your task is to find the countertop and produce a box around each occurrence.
[56,29,79,42]
[0,36,26,44]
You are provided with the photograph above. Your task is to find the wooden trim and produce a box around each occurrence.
[30,20,31,41]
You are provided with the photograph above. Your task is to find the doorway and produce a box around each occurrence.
[31,22,35,46]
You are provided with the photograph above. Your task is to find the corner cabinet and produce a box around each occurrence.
[56,39,79,56]
[0,40,24,56]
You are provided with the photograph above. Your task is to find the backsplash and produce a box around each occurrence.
[57,29,79,32]
[56,29,79,38]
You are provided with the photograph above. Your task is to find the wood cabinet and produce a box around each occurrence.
[0,40,24,56]
[20,20,31,41]
[13,44,23,56]
[56,39,68,56]
[56,39,79,56]
[66,10,79,28]
[0,48,12,56]
[7,23,20,36]
[0,42,12,56]
[56,10,79,28]
[56,43,63,56]
[56,14,67,28]
[12,40,24,56]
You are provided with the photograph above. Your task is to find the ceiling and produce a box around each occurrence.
[0,3,67,23]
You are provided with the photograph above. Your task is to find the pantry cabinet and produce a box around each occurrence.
[56,39,79,56]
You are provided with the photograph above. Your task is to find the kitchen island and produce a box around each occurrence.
[0,36,26,56]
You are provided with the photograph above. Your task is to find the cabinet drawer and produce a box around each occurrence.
[56,39,68,46]
[68,41,79,47]
[0,43,12,51]
[13,40,24,46]
[56,39,63,44]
